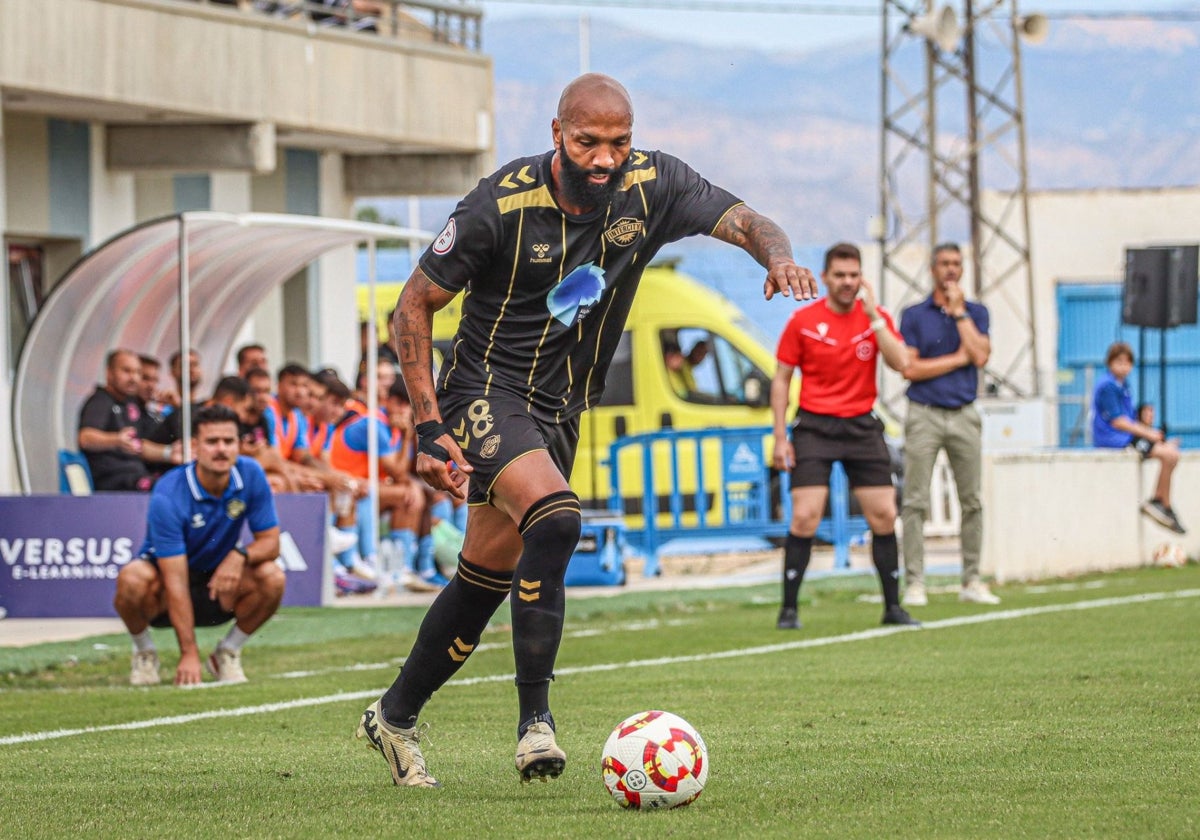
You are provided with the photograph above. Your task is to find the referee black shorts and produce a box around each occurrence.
[789,409,893,489]
[438,389,580,506]
[148,565,236,628]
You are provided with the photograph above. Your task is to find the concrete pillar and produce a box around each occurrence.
[0,106,14,493]
[210,172,256,374]
[249,160,287,376]
[316,150,359,381]
[89,123,137,247]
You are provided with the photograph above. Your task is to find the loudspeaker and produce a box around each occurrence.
[906,6,961,54]
[1122,245,1199,328]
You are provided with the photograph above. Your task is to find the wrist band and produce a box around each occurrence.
[870,317,886,332]
[415,420,452,462]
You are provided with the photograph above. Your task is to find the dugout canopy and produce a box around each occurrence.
[13,212,429,494]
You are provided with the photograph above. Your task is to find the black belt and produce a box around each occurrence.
[913,402,970,411]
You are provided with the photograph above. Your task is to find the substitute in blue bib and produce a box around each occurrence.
[113,404,285,688]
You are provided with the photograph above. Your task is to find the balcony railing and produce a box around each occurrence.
[191,0,483,50]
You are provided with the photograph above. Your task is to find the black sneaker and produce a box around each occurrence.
[1165,506,1187,535]
[1141,499,1178,531]
[882,605,921,627]
[776,607,802,630]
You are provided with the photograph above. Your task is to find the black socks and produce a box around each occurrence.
[511,491,581,727]
[381,555,512,727]
[872,532,901,608]
[782,533,813,611]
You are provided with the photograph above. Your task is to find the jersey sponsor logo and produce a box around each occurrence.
[603,216,643,247]
[855,341,876,361]
[547,262,606,327]
[225,499,246,520]
[480,434,501,459]
[432,219,456,255]
[817,322,829,338]
[531,243,552,264]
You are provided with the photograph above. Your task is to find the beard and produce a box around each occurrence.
[557,139,630,210]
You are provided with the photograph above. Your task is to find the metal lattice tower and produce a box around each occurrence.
[878,0,1042,402]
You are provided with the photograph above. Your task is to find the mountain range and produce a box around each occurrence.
[367,14,1200,336]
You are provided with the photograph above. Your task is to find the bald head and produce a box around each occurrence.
[556,73,633,127]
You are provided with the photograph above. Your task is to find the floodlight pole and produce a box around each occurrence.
[879,0,1043,405]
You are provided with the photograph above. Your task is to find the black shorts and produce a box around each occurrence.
[1131,437,1154,460]
[147,563,236,629]
[790,409,894,489]
[438,390,580,506]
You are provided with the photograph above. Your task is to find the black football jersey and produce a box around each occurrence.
[419,148,742,422]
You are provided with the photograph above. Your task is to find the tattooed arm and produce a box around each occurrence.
[393,268,472,496]
[393,268,455,423]
[711,204,818,301]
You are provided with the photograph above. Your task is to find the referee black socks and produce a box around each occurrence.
[782,533,813,611]
[872,532,901,608]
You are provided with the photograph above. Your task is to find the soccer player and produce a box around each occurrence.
[355,72,818,788]
[112,404,284,687]
[770,242,920,631]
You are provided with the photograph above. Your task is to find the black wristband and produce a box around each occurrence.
[233,545,249,562]
[415,420,452,462]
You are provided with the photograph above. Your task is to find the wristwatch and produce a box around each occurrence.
[233,545,249,562]
[954,313,969,321]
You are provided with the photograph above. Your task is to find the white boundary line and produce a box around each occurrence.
[3,588,1198,746]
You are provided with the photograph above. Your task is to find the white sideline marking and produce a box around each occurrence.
[3,589,1197,747]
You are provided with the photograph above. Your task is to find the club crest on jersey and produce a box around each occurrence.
[547,262,606,327]
[856,341,875,361]
[603,217,643,247]
[226,499,246,520]
[432,219,456,255]
[531,243,552,264]
[480,434,502,458]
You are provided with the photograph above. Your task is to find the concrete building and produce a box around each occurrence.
[1,0,493,493]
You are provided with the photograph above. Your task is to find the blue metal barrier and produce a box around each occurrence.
[606,426,868,576]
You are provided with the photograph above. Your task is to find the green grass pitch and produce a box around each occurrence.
[2,565,1199,839]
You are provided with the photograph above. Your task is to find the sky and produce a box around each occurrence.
[479,0,1200,52]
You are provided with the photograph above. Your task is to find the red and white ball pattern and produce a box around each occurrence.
[1152,542,1188,568]
[601,710,708,809]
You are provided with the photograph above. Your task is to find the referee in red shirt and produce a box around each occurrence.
[770,242,920,630]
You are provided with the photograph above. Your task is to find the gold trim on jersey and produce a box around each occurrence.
[497,185,555,215]
[484,210,524,374]
[621,166,657,191]
[708,201,746,236]
[523,215,569,412]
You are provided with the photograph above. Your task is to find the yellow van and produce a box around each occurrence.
[357,263,797,523]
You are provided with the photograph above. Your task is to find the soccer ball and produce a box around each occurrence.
[1152,542,1188,568]
[601,710,708,809]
